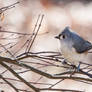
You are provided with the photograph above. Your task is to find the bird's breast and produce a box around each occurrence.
[60,41,86,65]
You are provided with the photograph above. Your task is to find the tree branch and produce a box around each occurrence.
[0,75,18,92]
[0,62,39,92]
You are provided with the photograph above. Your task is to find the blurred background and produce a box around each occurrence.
[0,0,92,92]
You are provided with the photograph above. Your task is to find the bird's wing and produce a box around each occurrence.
[73,40,92,53]
[71,33,92,53]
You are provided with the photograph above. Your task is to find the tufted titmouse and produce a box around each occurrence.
[55,27,92,65]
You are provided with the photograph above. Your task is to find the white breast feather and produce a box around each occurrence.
[60,40,85,65]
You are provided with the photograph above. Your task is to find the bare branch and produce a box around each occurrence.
[0,1,19,14]
[39,88,84,92]
[0,62,39,92]
[25,14,41,53]
[0,75,18,92]
[27,14,44,52]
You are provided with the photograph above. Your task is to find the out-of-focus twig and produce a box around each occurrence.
[0,62,39,92]
[0,43,17,60]
[26,14,44,53]
[25,14,41,53]
[0,30,31,35]
[0,1,19,21]
[0,1,19,14]
[0,75,18,92]
[49,79,64,88]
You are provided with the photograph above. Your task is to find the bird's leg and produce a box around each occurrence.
[70,62,81,73]
[69,64,77,77]
[62,59,67,64]
[77,61,81,71]
[69,62,81,77]
[62,59,75,71]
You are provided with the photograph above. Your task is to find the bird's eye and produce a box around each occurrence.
[62,35,65,39]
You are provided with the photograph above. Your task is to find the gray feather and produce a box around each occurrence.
[71,32,92,53]
[58,26,92,53]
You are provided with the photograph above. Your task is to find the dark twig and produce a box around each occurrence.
[0,55,91,82]
[27,14,44,52]
[71,64,92,78]
[0,1,19,14]
[0,43,17,60]
[0,75,18,92]
[4,77,52,86]
[0,62,39,92]
[39,88,84,92]
[25,14,41,53]
[49,79,64,88]
[0,30,31,35]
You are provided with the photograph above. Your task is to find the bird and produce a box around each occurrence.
[55,26,92,66]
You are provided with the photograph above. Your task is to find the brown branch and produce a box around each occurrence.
[0,30,31,35]
[4,77,52,86]
[19,63,92,82]
[49,79,64,88]
[0,62,39,92]
[39,88,84,92]
[16,53,92,78]
[25,14,41,53]
[0,43,17,61]
[27,14,44,52]
[0,55,91,83]
[0,75,18,92]
[0,1,19,14]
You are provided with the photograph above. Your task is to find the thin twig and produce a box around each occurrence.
[0,30,31,35]
[27,14,44,52]
[0,1,19,14]
[0,55,91,82]
[49,79,64,88]
[4,77,52,86]
[0,62,39,92]
[0,75,18,92]
[0,43,17,60]
[39,88,84,92]
[25,14,41,53]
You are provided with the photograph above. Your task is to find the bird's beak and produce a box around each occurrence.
[55,35,60,39]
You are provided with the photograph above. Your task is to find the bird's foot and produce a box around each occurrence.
[77,62,81,71]
[62,59,67,64]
